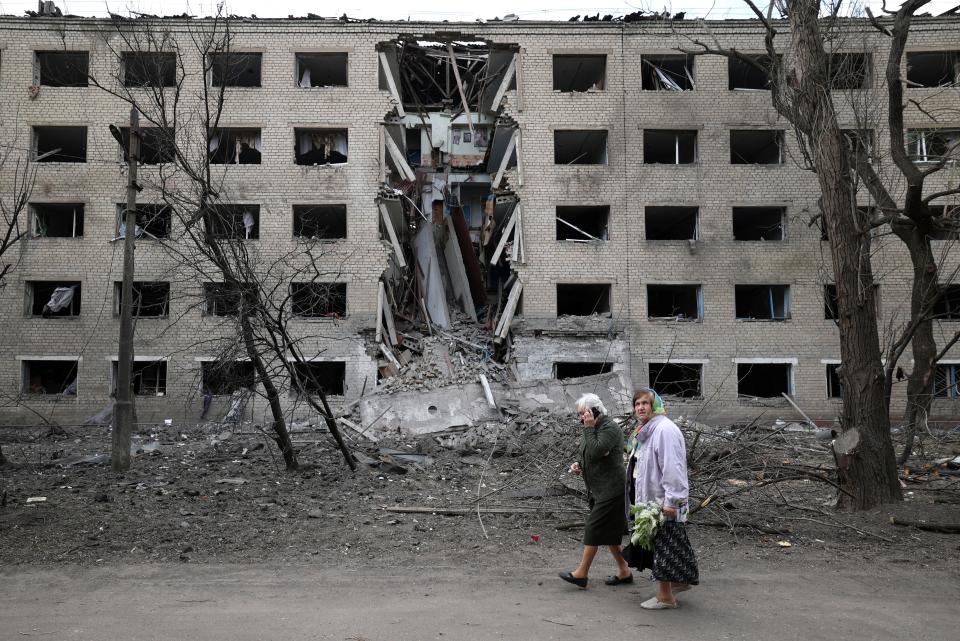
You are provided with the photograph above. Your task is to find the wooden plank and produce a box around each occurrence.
[447,44,475,138]
[378,51,406,117]
[479,374,496,408]
[379,342,402,369]
[495,280,523,339]
[492,128,519,189]
[490,54,516,112]
[375,281,384,344]
[384,132,416,182]
[378,201,407,267]
[489,206,517,265]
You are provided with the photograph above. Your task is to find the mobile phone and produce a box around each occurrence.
[591,407,601,419]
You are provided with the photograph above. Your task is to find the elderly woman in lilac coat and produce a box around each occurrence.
[624,388,699,610]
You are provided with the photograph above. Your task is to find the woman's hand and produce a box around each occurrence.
[663,505,677,520]
[578,409,597,428]
[569,462,582,476]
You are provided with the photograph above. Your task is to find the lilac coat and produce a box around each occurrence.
[626,414,691,522]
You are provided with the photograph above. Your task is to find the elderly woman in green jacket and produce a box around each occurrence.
[559,393,631,589]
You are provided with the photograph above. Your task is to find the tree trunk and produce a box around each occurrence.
[0,444,7,467]
[239,312,298,471]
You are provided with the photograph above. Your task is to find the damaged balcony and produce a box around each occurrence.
[208,129,261,164]
[34,126,86,163]
[293,204,347,240]
[295,128,348,165]
[556,205,609,242]
[554,130,607,165]
[557,283,611,318]
[733,206,785,241]
[36,50,88,86]
[647,284,702,321]
[290,361,345,396]
[645,206,698,240]
[115,204,172,240]
[22,360,78,395]
[730,129,784,165]
[28,282,81,317]
[290,282,347,318]
[201,361,256,394]
[114,282,170,318]
[31,203,84,238]
[644,130,697,164]
[295,52,348,87]
[641,55,694,90]
[553,54,606,92]
[735,284,790,321]
[210,52,262,87]
[123,52,176,87]
[907,50,959,88]
[738,362,793,399]
[649,362,702,398]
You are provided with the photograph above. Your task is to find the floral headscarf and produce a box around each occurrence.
[626,388,666,454]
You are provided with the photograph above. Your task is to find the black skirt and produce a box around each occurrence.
[583,495,627,546]
[624,521,699,585]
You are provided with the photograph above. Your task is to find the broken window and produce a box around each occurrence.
[290,282,347,318]
[202,282,256,316]
[730,129,784,164]
[645,206,698,240]
[927,204,960,240]
[556,283,611,317]
[906,51,960,88]
[554,130,607,165]
[826,363,843,399]
[829,53,870,89]
[737,363,791,398]
[295,52,348,87]
[732,206,785,240]
[201,361,256,395]
[824,284,839,320]
[842,129,875,160]
[36,50,88,86]
[204,204,259,240]
[114,281,170,317]
[119,127,175,164]
[735,284,790,320]
[556,205,609,241]
[295,128,348,165]
[553,54,606,91]
[122,51,176,87]
[933,284,960,320]
[554,362,613,379]
[34,126,86,163]
[22,360,78,395]
[647,284,702,320]
[648,363,702,398]
[115,204,172,240]
[210,52,262,87]
[112,360,167,396]
[31,203,83,238]
[291,361,346,395]
[208,128,261,164]
[293,205,347,239]
[933,364,960,398]
[29,282,81,317]
[728,55,776,90]
[906,129,960,163]
[643,130,697,164]
[641,55,694,90]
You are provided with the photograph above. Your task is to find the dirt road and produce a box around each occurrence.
[2,561,956,641]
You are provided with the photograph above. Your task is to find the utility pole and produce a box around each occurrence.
[111,108,139,472]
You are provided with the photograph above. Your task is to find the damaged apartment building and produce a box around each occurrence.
[1,10,960,428]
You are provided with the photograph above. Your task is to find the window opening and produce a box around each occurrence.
[649,363,702,398]
[554,130,607,165]
[906,51,960,88]
[203,282,256,316]
[906,129,960,163]
[30,282,81,316]
[647,284,702,320]
[554,362,613,379]
[34,126,86,163]
[36,51,88,86]
[927,205,960,240]
[291,361,346,395]
[824,284,839,320]
[556,205,609,241]
[295,52,348,87]
[826,363,843,398]
[201,361,256,394]
[556,283,611,317]
[208,128,261,164]
[123,52,176,87]
[32,203,83,238]
[115,281,170,317]
[829,53,870,89]
[735,284,790,320]
[210,52,262,87]
[23,360,78,394]
[643,130,697,164]
[290,282,347,318]
[119,127,175,164]
[293,205,347,239]
[113,360,167,396]
[738,363,791,397]
[641,55,694,90]
[728,55,775,90]
[204,204,259,240]
[933,284,960,320]
[842,129,874,160]
[730,129,783,164]
[116,204,172,240]
[295,128,348,165]
[732,206,785,240]
[645,206,698,240]
[933,364,960,398]
[553,54,606,91]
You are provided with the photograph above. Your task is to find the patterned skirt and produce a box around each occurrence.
[624,521,699,585]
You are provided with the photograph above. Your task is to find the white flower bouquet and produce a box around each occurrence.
[630,500,664,550]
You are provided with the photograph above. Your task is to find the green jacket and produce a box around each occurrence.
[578,415,626,502]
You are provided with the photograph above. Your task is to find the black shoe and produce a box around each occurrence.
[559,571,588,588]
[604,574,633,585]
